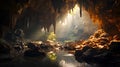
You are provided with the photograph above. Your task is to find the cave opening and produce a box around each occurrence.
[51,4,97,42]
[25,3,98,43]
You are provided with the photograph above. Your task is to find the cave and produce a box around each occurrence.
[0,0,120,67]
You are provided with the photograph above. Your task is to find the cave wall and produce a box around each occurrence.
[0,0,29,37]
[83,0,120,36]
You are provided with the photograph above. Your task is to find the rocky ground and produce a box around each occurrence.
[0,29,120,67]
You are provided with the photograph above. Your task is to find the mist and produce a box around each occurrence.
[50,4,97,41]
[26,4,97,42]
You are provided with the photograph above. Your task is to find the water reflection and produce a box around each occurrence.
[54,51,95,67]
[0,50,98,67]
[59,60,77,67]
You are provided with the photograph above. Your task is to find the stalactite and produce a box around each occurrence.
[80,3,82,17]
[12,0,120,37]
[47,25,50,32]
[77,0,82,17]
[53,23,56,34]
[27,18,29,29]
[93,0,96,10]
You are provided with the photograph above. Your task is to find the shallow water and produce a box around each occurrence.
[0,50,98,67]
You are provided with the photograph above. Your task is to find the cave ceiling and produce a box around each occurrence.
[0,0,120,36]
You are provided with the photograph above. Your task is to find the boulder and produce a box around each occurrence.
[0,39,13,62]
[0,40,11,54]
[109,41,120,53]
[24,49,46,57]
[27,43,39,50]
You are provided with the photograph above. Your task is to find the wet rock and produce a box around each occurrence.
[74,41,120,65]
[14,45,22,51]
[74,50,83,62]
[25,42,46,57]
[0,40,11,54]
[24,49,46,57]
[27,43,39,50]
[75,46,93,63]
[83,48,98,57]
[0,39,13,62]
[40,43,50,50]
[74,30,120,65]
[109,41,120,53]
[75,47,104,63]
[64,42,76,50]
